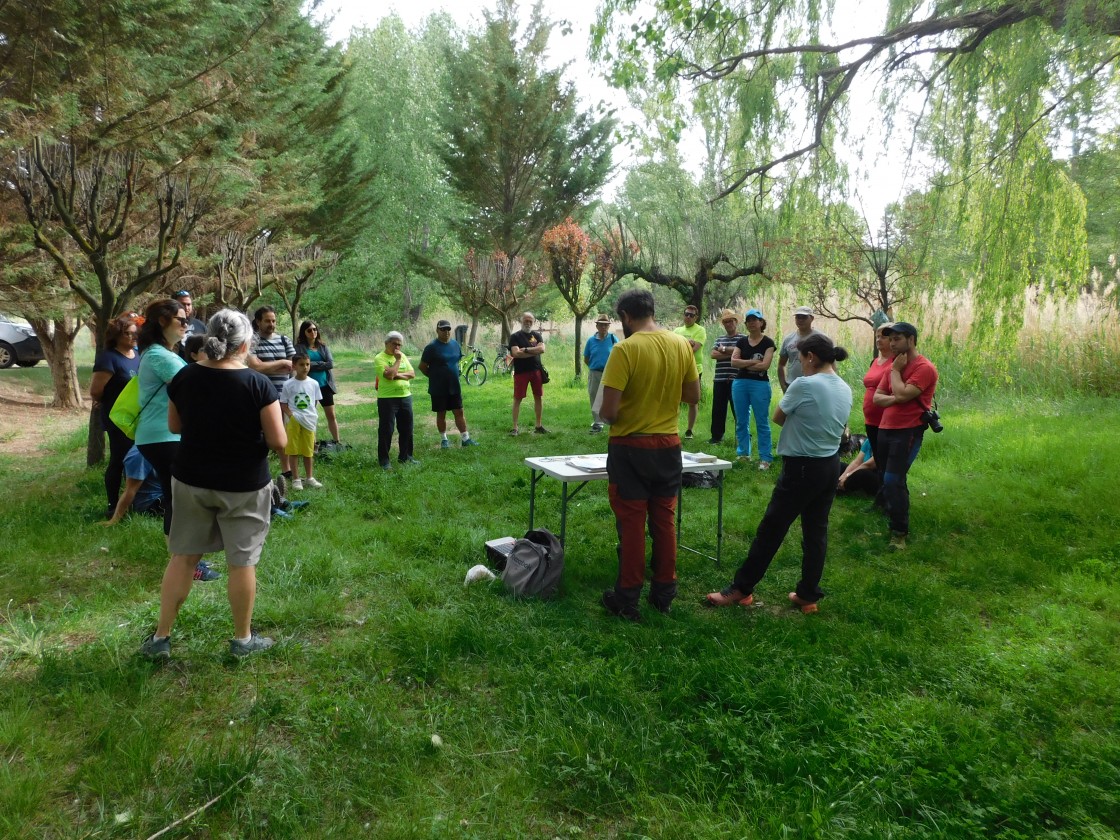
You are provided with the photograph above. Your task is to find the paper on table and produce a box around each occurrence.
[682,451,718,464]
[567,455,608,472]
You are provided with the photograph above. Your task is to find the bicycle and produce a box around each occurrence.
[493,344,513,376]
[459,345,487,386]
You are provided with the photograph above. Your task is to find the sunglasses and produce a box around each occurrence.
[437,326,451,330]
[684,311,697,316]
[174,317,190,326]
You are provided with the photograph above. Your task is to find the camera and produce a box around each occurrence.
[921,408,944,433]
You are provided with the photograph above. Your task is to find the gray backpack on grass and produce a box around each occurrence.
[502,528,564,599]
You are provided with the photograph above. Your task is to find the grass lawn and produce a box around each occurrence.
[1,345,1117,839]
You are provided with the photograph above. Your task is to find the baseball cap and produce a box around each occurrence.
[718,308,738,322]
[171,289,190,299]
[794,306,813,316]
[436,319,452,329]
[595,314,610,324]
[882,321,918,338]
[745,308,764,319]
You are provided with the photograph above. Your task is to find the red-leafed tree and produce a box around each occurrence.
[542,218,621,376]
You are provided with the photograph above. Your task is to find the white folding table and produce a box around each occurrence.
[525,452,734,565]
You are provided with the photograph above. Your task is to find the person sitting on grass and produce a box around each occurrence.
[279,353,324,491]
[836,437,881,497]
[102,445,166,524]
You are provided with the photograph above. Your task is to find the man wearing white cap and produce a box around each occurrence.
[372,331,417,469]
[419,320,479,449]
[778,306,825,393]
[583,314,618,433]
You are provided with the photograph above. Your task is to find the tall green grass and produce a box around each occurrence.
[0,343,1117,838]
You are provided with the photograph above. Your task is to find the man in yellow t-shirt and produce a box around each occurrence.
[599,289,700,620]
[673,304,706,438]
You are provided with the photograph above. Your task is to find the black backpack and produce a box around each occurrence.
[501,528,564,599]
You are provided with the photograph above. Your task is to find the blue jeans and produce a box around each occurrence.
[879,426,925,534]
[731,378,772,461]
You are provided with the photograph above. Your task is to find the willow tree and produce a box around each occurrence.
[592,0,1110,344]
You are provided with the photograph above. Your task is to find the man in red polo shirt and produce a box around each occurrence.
[872,322,938,550]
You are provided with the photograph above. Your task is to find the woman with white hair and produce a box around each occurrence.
[372,330,417,470]
[141,309,287,660]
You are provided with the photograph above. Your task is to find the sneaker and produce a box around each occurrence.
[461,437,480,447]
[684,429,694,439]
[736,455,752,463]
[758,461,771,471]
[508,428,520,436]
[287,500,310,511]
[229,633,274,658]
[788,592,819,614]
[140,633,171,661]
[889,531,907,551]
[275,473,290,498]
[304,477,323,489]
[400,457,420,465]
[590,424,603,434]
[533,426,550,434]
[704,587,754,608]
[291,478,303,491]
[271,507,294,521]
[379,460,391,470]
[600,590,641,622]
[708,438,722,445]
[194,561,220,582]
[441,439,451,449]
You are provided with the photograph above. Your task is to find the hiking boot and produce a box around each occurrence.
[291,478,303,491]
[708,438,722,445]
[889,531,907,551]
[533,426,550,434]
[788,592,819,614]
[140,633,171,661]
[461,437,480,447]
[646,595,672,615]
[600,590,641,622]
[379,460,391,470]
[441,439,451,449]
[590,424,603,434]
[194,561,220,582]
[684,429,694,439]
[304,477,323,489]
[229,633,274,658]
[758,461,772,472]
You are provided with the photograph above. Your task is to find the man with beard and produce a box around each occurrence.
[248,306,295,398]
[598,289,700,621]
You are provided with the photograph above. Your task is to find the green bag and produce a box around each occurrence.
[109,376,163,440]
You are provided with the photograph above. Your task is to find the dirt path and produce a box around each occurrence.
[0,375,87,456]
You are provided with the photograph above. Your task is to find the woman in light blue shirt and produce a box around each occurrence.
[707,333,853,613]
[136,299,188,537]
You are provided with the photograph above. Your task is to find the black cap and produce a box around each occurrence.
[436,320,452,329]
[883,321,918,338]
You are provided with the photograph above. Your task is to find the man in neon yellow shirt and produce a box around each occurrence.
[673,304,706,439]
[599,289,700,620]
[372,331,417,470]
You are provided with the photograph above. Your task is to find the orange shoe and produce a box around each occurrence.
[705,588,754,607]
[788,592,819,614]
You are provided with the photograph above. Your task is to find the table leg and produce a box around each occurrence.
[529,468,540,531]
[715,470,725,567]
[560,480,569,546]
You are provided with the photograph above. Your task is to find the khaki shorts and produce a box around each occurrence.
[169,479,272,567]
[284,417,315,458]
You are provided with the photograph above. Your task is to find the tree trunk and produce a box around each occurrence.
[468,316,479,346]
[29,317,84,409]
[572,316,583,379]
[87,407,106,467]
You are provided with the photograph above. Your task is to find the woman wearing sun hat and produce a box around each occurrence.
[730,308,776,469]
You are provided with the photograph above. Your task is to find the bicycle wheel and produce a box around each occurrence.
[466,360,487,386]
[493,355,511,375]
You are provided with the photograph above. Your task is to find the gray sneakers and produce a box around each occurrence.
[229,633,274,658]
[140,633,171,661]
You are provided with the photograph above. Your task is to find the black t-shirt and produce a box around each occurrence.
[168,365,277,492]
[508,330,544,374]
[93,348,141,422]
[734,335,776,381]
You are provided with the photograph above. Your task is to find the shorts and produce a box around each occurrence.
[431,391,464,413]
[284,417,316,457]
[513,369,544,399]
[319,385,335,407]
[169,478,271,567]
